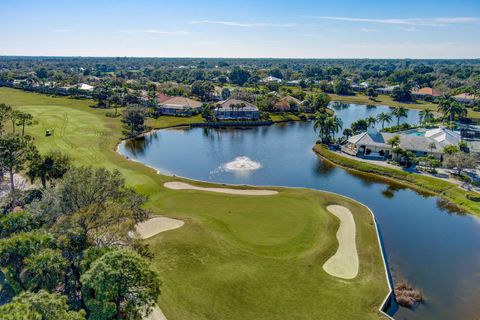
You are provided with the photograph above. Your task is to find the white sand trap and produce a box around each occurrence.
[164,181,278,196]
[322,205,359,279]
[136,217,184,239]
[145,306,167,320]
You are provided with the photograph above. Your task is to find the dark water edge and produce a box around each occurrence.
[119,104,480,320]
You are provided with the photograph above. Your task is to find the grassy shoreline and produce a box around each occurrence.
[313,144,480,217]
[0,87,389,320]
[329,93,480,119]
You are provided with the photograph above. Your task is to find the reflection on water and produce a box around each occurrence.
[119,103,480,320]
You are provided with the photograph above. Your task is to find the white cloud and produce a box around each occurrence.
[118,29,190,35]
[190,20,296,27]
[359,27,379,32]
[314,16,480,27]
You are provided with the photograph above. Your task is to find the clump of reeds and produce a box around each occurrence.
[395,282,424,308]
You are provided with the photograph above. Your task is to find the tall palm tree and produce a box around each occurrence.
[438,97,467,122]
[376,112,392,129]
[314,115,342,143]
[391,106,408,126]
[313,113,328,142]
[419,108,434,124]
[327,116,343,139]
[366,116,377,129]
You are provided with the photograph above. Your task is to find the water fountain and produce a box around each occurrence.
[222,156,262,172]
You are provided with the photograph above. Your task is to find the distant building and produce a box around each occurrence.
[375,85,399,95]
[159,96,203,115]
[261,76,282,83]
[411,87,442,99]
[77,83,94,92]
[453,93,477,104]
[214,98,260,120]
[351,81,369,92]
[285,80,301,86]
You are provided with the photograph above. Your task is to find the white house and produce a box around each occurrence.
[214,98,260,120]
[342,127,461,161]
[375,85,399,95]
[262,76,282,83]
[77,83,94,92]
[453,93,476,105]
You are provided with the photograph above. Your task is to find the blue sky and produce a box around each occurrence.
[1,0,479,58]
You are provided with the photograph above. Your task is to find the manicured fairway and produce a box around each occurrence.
[0,88,389,320]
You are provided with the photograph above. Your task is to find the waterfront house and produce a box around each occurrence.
[214,98,260,120]
[159,96,203,115]
[342,127,460,161]
[375,85,399,95]
[274,95,302,112]
[453,93,476,105]
[411,87,442,99]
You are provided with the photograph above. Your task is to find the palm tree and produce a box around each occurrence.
[314,115,342,143]
[343,128,353,139]
[327,116,343,139]
[366,116,377,129]
[387,135,401,160]
[429,142,437,154]
[419,108,434,124]
[376,112,392,129]
[391,106,408,126]
[387,135,400,149]
[314,113,328,142]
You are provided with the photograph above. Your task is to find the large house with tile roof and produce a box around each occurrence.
[159,96,203,115]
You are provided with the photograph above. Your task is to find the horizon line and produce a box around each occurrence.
[1,54,479,60]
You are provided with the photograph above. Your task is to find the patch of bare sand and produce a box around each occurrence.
[135,217,184,239]
[163,181,278,196]
[145,306,167,320]
[322,205,359,279]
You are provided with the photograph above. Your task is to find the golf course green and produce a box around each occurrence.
[0,87,389,319]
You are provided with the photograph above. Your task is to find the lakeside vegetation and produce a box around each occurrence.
[313,144,480,216]
[329,93,480,119]
[0,87,390,319]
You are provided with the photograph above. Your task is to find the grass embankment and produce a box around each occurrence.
[313,144,480,216]
[0,87,389,319]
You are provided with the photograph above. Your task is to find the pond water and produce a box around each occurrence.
[119,103,480,320]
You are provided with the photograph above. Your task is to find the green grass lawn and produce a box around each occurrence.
[0,87,389,319]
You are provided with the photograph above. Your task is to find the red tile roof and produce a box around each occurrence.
[156,93,173,103]
[412,87,442,97]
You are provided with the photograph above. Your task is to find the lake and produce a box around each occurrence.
[119,103,480,320]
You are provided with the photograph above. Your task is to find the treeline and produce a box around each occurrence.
[0,104,160,319]
[1,56,479,90]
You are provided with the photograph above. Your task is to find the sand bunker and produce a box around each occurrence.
[135,217,184,239]
[164,181,278,196]
[145,306,167,320]
[322,205,359,279]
